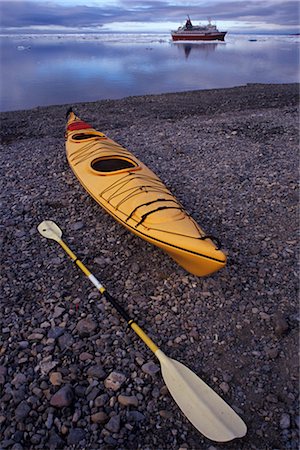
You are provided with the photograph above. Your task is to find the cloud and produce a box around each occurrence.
[0,0,299,31]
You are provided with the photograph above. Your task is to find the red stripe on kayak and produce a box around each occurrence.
[68,121,92,131]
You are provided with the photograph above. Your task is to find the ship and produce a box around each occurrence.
[171,17,227,41]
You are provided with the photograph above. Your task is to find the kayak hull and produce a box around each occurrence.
[65,112,226,276]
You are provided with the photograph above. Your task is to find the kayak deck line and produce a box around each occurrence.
[65,111,227,276]
[75,174,226,266]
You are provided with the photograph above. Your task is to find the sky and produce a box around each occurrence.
[0,0,299,34]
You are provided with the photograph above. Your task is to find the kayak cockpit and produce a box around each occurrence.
[90,156,140,174]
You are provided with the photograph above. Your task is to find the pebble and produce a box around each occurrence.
[118,395,139,407]
[127,411,145,422]
[67,428,86,445]
[58,332,74,350]
[91,412,108,424]
[50,385,74,408]
[79,352,94,361]
[95,394,109,407]
[76,318,97,336]
[0,366,7,384]
[28,333,44,341]
[280,413,291,429]
[53,306,65,319]
[274,315,289,336]
[106,414,121,433]
[37,359,58,375]
[131,262,140,274]
[219,382,230,393]
[49,372,63,386]
[15,401,31,421]
[12,373,27,387]
[104,372,126,391]
[47,327,64,339]
[159,410,173,419]
[45,411,54,429]
[141,361,160,376]
[265,346,279,359]
[71,221,84,231]
[87,365,106,380]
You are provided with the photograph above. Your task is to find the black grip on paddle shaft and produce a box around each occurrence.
[103,291,131,323]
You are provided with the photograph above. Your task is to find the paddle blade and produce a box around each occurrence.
[38,221,62,242]
[155,350,247,442]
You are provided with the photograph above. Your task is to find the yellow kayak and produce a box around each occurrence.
[65,110,226,276]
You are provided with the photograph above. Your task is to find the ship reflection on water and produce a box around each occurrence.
[173,42,222,58]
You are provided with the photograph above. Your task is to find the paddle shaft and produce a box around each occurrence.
[58,239,159,354]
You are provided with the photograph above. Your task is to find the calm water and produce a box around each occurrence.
[0,33,299,112]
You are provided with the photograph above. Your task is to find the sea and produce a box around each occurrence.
[0,32,299,112]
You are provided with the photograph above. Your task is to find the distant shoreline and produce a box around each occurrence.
[0,82,299,116]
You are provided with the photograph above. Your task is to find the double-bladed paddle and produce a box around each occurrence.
[38,220,247,442]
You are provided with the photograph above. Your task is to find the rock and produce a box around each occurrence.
[0,365,7,384]
[106,415,121,433]
[11,444,24,450]
[95,394,109,407]
[274,315,289,336]
[220,382,230,393]
[259,312,271,321]
[2,440,16,449]
[47,327,64,339]
[91,412,108,424]
[48,430,65,449]
[118,394,139,407]
[265,346,279,359]
[50,385,74,408]
[53,306,65,319]
[104,372,126,391]
[94,256,107,267]
[71,221,84,231]
[67,428,86,445]
[45,410,54,429]
[12,373,27,387]
[141,361,160,376]
[58,332,74,350]
[131,262,140,274]
[30,434,41,445]
[0,415,6,425]
[18,341,29,350]
[127,411,145,422]
[86,387,101,401]
[280,413,291,429]
[28,333,44,341]
[50,372,63,386]
[15,401,31,421]
[76,318,97,336]
[37,358,58,375]
[72,410,81,423]
[87,365,106,380]
[266,393,278,403]
[159,410,173,419]
[79,352,94,361]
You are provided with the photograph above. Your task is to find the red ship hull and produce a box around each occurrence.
[172,32,226,41]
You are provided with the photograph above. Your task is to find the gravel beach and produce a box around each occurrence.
[0,83,299,450]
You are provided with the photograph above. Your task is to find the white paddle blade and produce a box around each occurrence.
[38,221,62,242]
[155,350,247,442]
